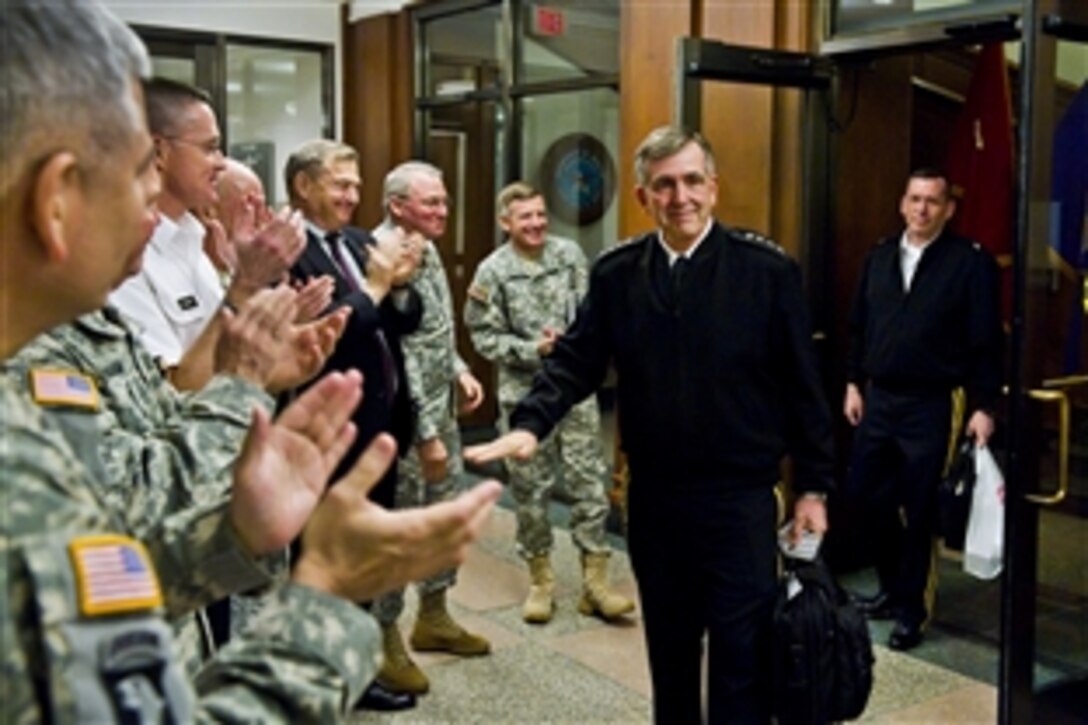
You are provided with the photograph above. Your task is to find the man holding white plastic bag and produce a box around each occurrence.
[843,168,1003,651]
[963,444,1005,579]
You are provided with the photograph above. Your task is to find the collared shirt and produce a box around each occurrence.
[656,219,713,267]
[899,230,938,291]
[110,212,223,366]
[308,220,365,289]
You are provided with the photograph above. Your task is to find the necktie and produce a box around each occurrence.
[670,256,690,302]
[376,329,398,403]
[325,232,399,403]
[326,231,360,292]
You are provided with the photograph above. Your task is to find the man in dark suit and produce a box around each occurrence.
[843,168,1002,651]
[285,139,423,711]
[467,127,834,724]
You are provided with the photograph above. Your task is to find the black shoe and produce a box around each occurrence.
[851,590,898,620]
[354,682,417,711]
[888,620,924,651]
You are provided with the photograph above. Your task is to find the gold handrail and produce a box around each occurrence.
[1041,374,1088,389]
[1025,388,1070,506]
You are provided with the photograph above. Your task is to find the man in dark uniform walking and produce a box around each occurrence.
[844,168,1002,651]
[466,126,835,724]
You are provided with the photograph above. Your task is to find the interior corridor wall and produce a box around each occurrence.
[101,0,344,139]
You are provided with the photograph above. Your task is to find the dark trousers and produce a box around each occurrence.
[627,476,777,725]
[845,384,951,626]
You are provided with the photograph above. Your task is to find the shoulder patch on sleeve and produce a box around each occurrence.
[28,369,100,410]
[467,284,490,304]
[729,227,786,256]
[68,535,163,616]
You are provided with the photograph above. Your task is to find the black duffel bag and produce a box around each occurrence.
[772,556,874,724]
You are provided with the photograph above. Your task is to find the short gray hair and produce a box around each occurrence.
[284,139,358,203]
[382,161,444,210]
[0,0,150,199]
[634,126,717,186]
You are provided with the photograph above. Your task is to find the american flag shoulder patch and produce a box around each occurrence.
[68,535,163,616]
[28,368,100,410]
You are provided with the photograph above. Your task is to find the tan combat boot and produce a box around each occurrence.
[410,590,490,656]
[578,552,635,621]
[522,555,556,624]
[376,623,429,695]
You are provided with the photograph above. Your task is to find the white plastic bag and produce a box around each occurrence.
[963,445,1005,579]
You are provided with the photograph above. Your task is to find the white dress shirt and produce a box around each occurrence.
[110,212,224,365]
[899,231,937,291]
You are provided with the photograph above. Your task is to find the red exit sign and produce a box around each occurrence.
[531,5,566,37]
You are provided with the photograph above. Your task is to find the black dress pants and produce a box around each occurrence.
[845,384,951,626]
[627,476,777,725]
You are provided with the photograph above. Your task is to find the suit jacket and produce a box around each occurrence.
[289,226,421,499]
[510,222,835,493]
[846,228,1002,413]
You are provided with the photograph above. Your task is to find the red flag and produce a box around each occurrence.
[945,43,1015,320]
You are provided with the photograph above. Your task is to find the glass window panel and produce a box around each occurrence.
[423,5,505,97]
[225,43,327,206]
[518,0,619,85]
[833,0,1017,37]
[150,56,196,85]
[520,88,619,261]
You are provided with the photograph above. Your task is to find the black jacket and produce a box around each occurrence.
[289,226,421,480]
[846,229,1002,413]
[510,223,835,493]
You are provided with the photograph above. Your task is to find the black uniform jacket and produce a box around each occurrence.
[846,229,1002,413]
[290,226,421,475]
[510,222,835,493]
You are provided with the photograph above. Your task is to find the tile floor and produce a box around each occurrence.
[350,503,999,724]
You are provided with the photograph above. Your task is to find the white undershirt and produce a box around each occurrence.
[899,231,937,291]
[657,220,713,268]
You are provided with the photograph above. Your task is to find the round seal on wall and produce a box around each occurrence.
[539,133,616,226]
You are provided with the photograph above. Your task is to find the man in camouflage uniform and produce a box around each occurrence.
[464,182,635,624]
[5,290,345,670]
[370,161,490,696]
[1,3,502,719]
[0,376,387,722]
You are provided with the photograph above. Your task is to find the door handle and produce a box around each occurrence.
[1025,388,1070,506]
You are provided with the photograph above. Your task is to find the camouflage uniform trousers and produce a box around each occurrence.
[502,395,610,559]
[373,413,463,625]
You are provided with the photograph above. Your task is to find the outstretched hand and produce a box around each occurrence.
[293,275,336,324]
[464,429,539,464]
[229,370,363,555]
[266,306,351,393]
[229,206,307,302]
[294,433,502,602]
[215,285,298,387]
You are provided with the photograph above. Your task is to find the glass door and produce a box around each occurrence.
[687,4,1087,719]
[1003,2,1088,721]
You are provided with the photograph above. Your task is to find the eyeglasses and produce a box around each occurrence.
[163,136,224,159]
